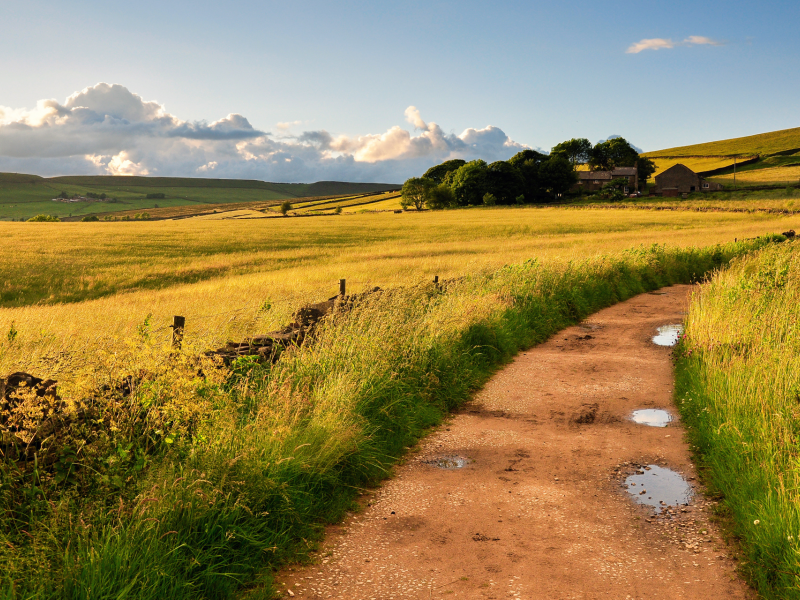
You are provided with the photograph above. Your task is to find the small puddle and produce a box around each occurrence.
[624,465,693,513]
[631,409,673,428]
[424,455,469,469]
[652,324,684,346]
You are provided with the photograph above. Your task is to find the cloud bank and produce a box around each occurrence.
[0,83,527,183]
[626,35,722,54]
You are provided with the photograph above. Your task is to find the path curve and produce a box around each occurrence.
[278,285,753,599]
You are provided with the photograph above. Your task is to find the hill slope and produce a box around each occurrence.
[643,127,800,185]
[644,127,800,159]
[0,173,400,220]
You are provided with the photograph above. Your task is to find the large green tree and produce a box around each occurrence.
[426,184,455,209]
[449,160,489,206]
[422,159,467,184]
[486,161,525,205]
[550,138,592,166]
[509,149,548,202]
[400,177,436,210]
[588,137,639,171]
[539,157,578,198]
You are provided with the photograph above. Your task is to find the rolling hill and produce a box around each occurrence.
[643,126,800,186]
[0,173,400,220]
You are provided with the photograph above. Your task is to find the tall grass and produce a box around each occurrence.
[0,236,779,599]
[676,242,800,598]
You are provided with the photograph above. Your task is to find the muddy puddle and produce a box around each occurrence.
[630,409,673,427]
[424,456,470,469]
[624,465,693,513]
[652,324,684,346]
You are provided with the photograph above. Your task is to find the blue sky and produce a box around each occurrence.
[1,0,798,182]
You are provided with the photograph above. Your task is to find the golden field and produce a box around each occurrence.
[0,206,795,392]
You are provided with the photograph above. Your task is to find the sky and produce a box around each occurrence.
[1,0,798,183]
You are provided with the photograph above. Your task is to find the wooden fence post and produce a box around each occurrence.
[172,315,185,349]
[339,279,346,297]
[434,275,439,284]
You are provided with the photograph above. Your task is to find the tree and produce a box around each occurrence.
[637,156,657,187]
[508,149,548,167]
[423,159,467,184]
[598,177,630,201]
[589,137,639,171]
[539,157,578,198]
[486,161,525,205]
[509,149,548,202]
[449,160,488,206]
[550,138,592,166]
[401,177,436,210]
[81,215,99,222]
[279,200,292,215]
[426,184,455,210]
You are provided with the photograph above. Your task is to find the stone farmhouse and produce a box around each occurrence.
[653,163,723,196]
[573,166,638,193]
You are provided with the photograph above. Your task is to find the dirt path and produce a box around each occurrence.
[277,285,754,599]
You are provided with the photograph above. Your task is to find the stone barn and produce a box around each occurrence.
[654,163,723,195]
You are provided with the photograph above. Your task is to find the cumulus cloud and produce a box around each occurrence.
[0,83,527,183]
[626,35,723,54]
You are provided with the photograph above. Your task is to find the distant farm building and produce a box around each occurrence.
[653,164,723,196]
[574,166,639,193]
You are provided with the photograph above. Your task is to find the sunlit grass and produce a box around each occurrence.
[0,235,779,599]
[0,208,792,386]
[677,243,800,598]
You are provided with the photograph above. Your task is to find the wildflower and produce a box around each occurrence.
[754,520,760,525]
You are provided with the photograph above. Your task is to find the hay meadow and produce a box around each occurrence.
[0,205,797,598]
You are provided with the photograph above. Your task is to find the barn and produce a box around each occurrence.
[654,163,723,196]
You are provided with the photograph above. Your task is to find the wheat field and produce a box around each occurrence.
[0,206,794,392]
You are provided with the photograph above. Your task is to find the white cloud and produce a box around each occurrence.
[276,120,303,130]
[626,35,722,54]
[626,38,675,54]
[0,83,528,182]
[684,35,722,47]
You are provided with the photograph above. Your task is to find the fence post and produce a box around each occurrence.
[339,278,346,297]
[172,315,185,349]
[434,275,439,284]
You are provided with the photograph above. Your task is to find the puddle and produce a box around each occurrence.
[652,324,684,346]
[624,465,693,513]
[424,455,469,469]
[631,409,673,428]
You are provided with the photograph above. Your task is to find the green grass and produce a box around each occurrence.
[0,236,781,599]
[644,126,800,158]
[0,173,400,221]
[675,242,800,599]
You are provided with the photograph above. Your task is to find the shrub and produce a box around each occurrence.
[26,214,61,222]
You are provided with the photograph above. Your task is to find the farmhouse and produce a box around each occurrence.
[574,166,639,193]
[654,163,723,196]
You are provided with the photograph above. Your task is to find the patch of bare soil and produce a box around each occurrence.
[276,285,753,599]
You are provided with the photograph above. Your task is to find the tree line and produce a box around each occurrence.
[400,137,656,210]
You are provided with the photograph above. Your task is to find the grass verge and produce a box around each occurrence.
[1,236,782,599]
[675,242,800,599]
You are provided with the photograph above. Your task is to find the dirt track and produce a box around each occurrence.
[278,285,754,599]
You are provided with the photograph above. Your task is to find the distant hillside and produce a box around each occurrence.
[644,127,800,159]
[642,127,800,186]
[0,173,400,220]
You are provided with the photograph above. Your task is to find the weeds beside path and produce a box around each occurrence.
[676,242,800,599]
